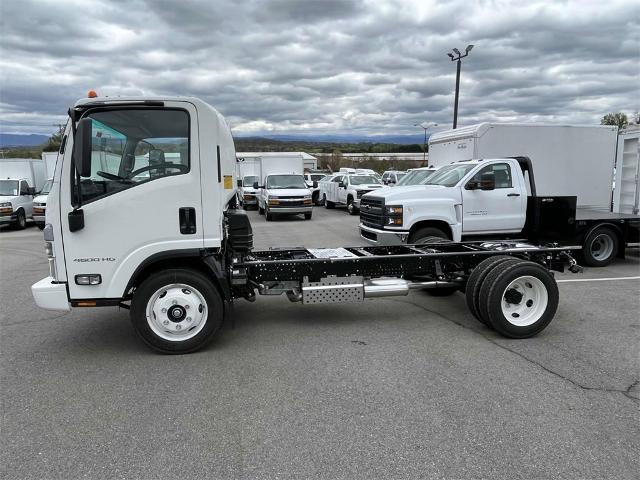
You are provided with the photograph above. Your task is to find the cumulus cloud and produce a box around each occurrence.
[0,0,638,135]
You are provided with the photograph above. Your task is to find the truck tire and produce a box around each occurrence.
[347,197,358,215]
[318,194,326,207]
[408,227,449,244]
[266,209,273,221]
[581,226,619,267]
[478,260,559,338]
[325,199,335,209]
[130,269,224,354]
[465,255,517,325]
[312,191,320,205]
[13,210,26,230]
[258,205,265,215]
[304,212,312,220]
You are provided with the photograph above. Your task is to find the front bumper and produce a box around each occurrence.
[359,224,409,245]
[0,213,17,225]
[268,206,313,214]
[32,277,70,311]
[242,196,258,205]
[33,215,45,224]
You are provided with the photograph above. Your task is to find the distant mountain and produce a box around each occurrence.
[0,133,49,147]
[234,133,427,145]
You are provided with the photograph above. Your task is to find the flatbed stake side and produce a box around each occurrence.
[32,96,582,354]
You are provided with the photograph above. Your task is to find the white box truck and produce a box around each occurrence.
[235,154,261,208]
[360,123,639,267]
[31,95,583,353]
[254,153,314,221]
[0,158,47,229]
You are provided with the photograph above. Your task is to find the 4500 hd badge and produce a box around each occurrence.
[74,257,116,262]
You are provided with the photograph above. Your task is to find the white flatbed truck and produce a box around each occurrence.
[32,96,583,354]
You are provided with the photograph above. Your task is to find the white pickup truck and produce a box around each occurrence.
[319,173,384,214]
[360,157,640,266]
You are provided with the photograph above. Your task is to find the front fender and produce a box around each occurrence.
[403,198,460,227]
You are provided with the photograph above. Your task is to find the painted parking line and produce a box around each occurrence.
[557,276,640,283]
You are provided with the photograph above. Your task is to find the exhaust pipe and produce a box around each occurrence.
[363,279,460,298]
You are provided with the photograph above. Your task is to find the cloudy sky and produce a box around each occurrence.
[0,0,638,136]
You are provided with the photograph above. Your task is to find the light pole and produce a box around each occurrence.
[414,122,438,165]
[447,44,473,129]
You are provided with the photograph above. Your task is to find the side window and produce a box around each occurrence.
[332,176,343,183]
[20,180,30,195]
[75,109,189,204]
[382,173,389,181]
[472,163,513,189]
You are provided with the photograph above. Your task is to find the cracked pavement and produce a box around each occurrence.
[1,209,639,479]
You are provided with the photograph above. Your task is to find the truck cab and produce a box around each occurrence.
[360,158,529,244]
[0,178,36,229]
[239,175,259,208]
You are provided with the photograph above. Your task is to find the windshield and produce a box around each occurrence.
[396,173,407,181]
[426,164,476,187]
[397,169,436,186]
[266,174,308,189]
[350,175,381,185]
[40,179,53,194]
[243,175,258,187]
[0,180,19,196]
[309,174,325,182]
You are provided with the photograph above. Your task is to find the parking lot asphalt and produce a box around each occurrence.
[1,207,639,479]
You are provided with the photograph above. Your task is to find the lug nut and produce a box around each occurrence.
[186,317,192,322]
[163,320,169,325]
[176,325,182,330]
[161,308,167,313]
[185,305,190,310]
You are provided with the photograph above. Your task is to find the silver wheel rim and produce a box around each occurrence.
[145,283,208,342]
[591,233,614,260]
[501,275,548,326]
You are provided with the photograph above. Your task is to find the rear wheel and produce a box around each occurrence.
[408,227,449,244]
[312,191,320,205]
[325,199,335,209]
[479,260,559,338]
[465,256,517,325]
[581,226,618,267]
[130,269,224,354]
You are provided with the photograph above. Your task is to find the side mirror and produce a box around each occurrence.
[339,182,345,188]
[313,181,318,188]
[253,181,259,189]
[73,117,93,177]
[480,172,496,190]
[237,179,242,188]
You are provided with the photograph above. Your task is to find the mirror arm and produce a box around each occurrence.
[68,110,83,210]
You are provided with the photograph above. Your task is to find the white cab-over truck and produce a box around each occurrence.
[0,158,46,229]
[32,96,583,354]
[235,154,260,208]
[254,154,314,220]
[360,124,640,267]
[319,173,384,214]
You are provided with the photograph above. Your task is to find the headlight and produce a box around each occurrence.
[303,195,311,200]
[0,202,11,208]
[387,206,403,215]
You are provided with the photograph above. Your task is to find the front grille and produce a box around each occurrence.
[359,196,385,228]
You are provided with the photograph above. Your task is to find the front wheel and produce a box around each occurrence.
[347,198,358,215]
[13,210,26,230]
[408,227,449,244]
[130,269,224,354]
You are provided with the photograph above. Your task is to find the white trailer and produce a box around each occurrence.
[613,128,640,214]
[428,123,619,212]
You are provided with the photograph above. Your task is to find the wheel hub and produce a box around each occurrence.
[504,288,524,305]
[167,305,186,322]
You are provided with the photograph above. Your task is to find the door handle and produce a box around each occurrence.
[507,193,520,197]
[179,207,197,234]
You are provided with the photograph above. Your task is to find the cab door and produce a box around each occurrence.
[61,103,203,300]
[461,161,526,233]
[338,176,349,203]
